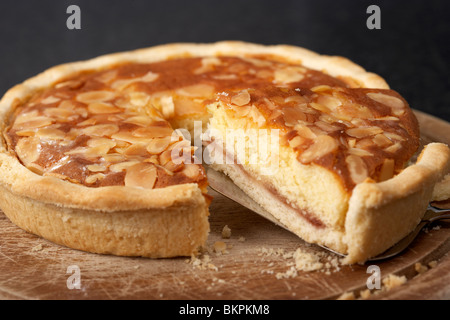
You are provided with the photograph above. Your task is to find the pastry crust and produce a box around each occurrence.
[0,41,448,262]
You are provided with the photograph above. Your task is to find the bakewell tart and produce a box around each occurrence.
[0,42,448,263]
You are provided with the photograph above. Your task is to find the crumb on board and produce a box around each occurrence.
[428,260,438,268]
[238,236,246,242]
[213,241,227,254]
[415,262,428,274]
[258,247,343,279]
[186,254,218,272]
[31,244,43,252]
[337,273,408,300]
[382,274,407,290]
[222,225,231,239]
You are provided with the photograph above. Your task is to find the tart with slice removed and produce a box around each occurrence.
[0,42,448,263]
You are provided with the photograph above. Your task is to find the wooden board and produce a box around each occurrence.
[0,110,449,300]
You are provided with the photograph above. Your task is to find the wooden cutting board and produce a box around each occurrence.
[0,110,449,300]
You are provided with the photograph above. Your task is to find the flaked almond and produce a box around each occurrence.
[110,160,140,172]
[164,160,185,173]
[129,92,151,107]
[102,153,126,163]
[15,137,40,166]
[15,129,36,137]
[111,131,149,144]
[298,135,338,163]
[85,173,105,184]
[373,133,393,147]
[295,125,317,140]
[288,135,305,149]
[83,124,119,137]
[124,163,157,189]
[282,106,307,126]
[176,84,214,97]
[124,115,154,127]
[14,116,53,130]
[311,85,332,92]
[348,147,373,157]
[123,143,149,157]
[76,90,116,104]
[95,70,118,83]
[111,72,159,90]
[314,121,340,133]
[231,89,251,106]
[77,118,97,127]
[59,100,77,110]
[144,155,160,165]
[41,96,61,105]
[274,67,305,83]
[181,163,201,179]
[14,110,39,124]
[367,92,405,116]
[87,138,117,149]
[43,107,77,121]
[35,128,66,140]
[346,126,383,138]
[146,137,172,155]
[249,105,266,127]
[159,95,175,118]
[86,164,107,172]
[383,132,405,141]
[346,154,368,184]
[379,158,395,182]
[55,80,84,89]
[384,142,402,153]
[316,95,342,110]
[88,102,121,114]
[133,126,173,139]
[173,98,205,116]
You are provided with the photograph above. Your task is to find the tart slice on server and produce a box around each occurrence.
[0,42,448,263]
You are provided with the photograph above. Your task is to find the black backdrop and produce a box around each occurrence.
[1,0,449,121]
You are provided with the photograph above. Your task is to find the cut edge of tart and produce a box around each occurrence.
[0,41,448,263]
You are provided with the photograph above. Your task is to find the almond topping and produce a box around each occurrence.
[147,137,172,155]
[379,158,395,182]
[86,164,107,172]
[384,142,402,153]
[124,163,157,189]
[133,126,173,139]
[231,90,251,106]
[174,98,205,116]
[83,124,119,137]
[367,92,405,116]
[298,135,338,164]
[346,155,368,184]
[110,160,140,173]
[35,128,66,140]
[274,67,305,83]
[87,138,117,149]
[85,173,105,184]
[316,95,342,110]
[346,126,383,138]
[348,147,373,157]
[372,134,393,147]
[15,137,40,166]
[41,96,61,105]
[181,163,201,179]
[160,96,175,118]
[88,102,121,114]
[76,91,116,104]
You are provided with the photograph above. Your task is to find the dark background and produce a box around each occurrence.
[1,0,449,121]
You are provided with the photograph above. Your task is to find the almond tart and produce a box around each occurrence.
[0,42,448,263]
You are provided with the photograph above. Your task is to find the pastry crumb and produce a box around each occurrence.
[428,260,438,268]
[31,244,43,252]
[359,289,372,299]
[238,236,246,242]
[213,241,227,254]
[415,262,428,274]
[187,254,218,271]
[222,225,231,239]
[382,274,407,290]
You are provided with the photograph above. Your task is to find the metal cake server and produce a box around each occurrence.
[206,166,450,261]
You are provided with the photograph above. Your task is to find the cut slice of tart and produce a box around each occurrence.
[0,41,448,262]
